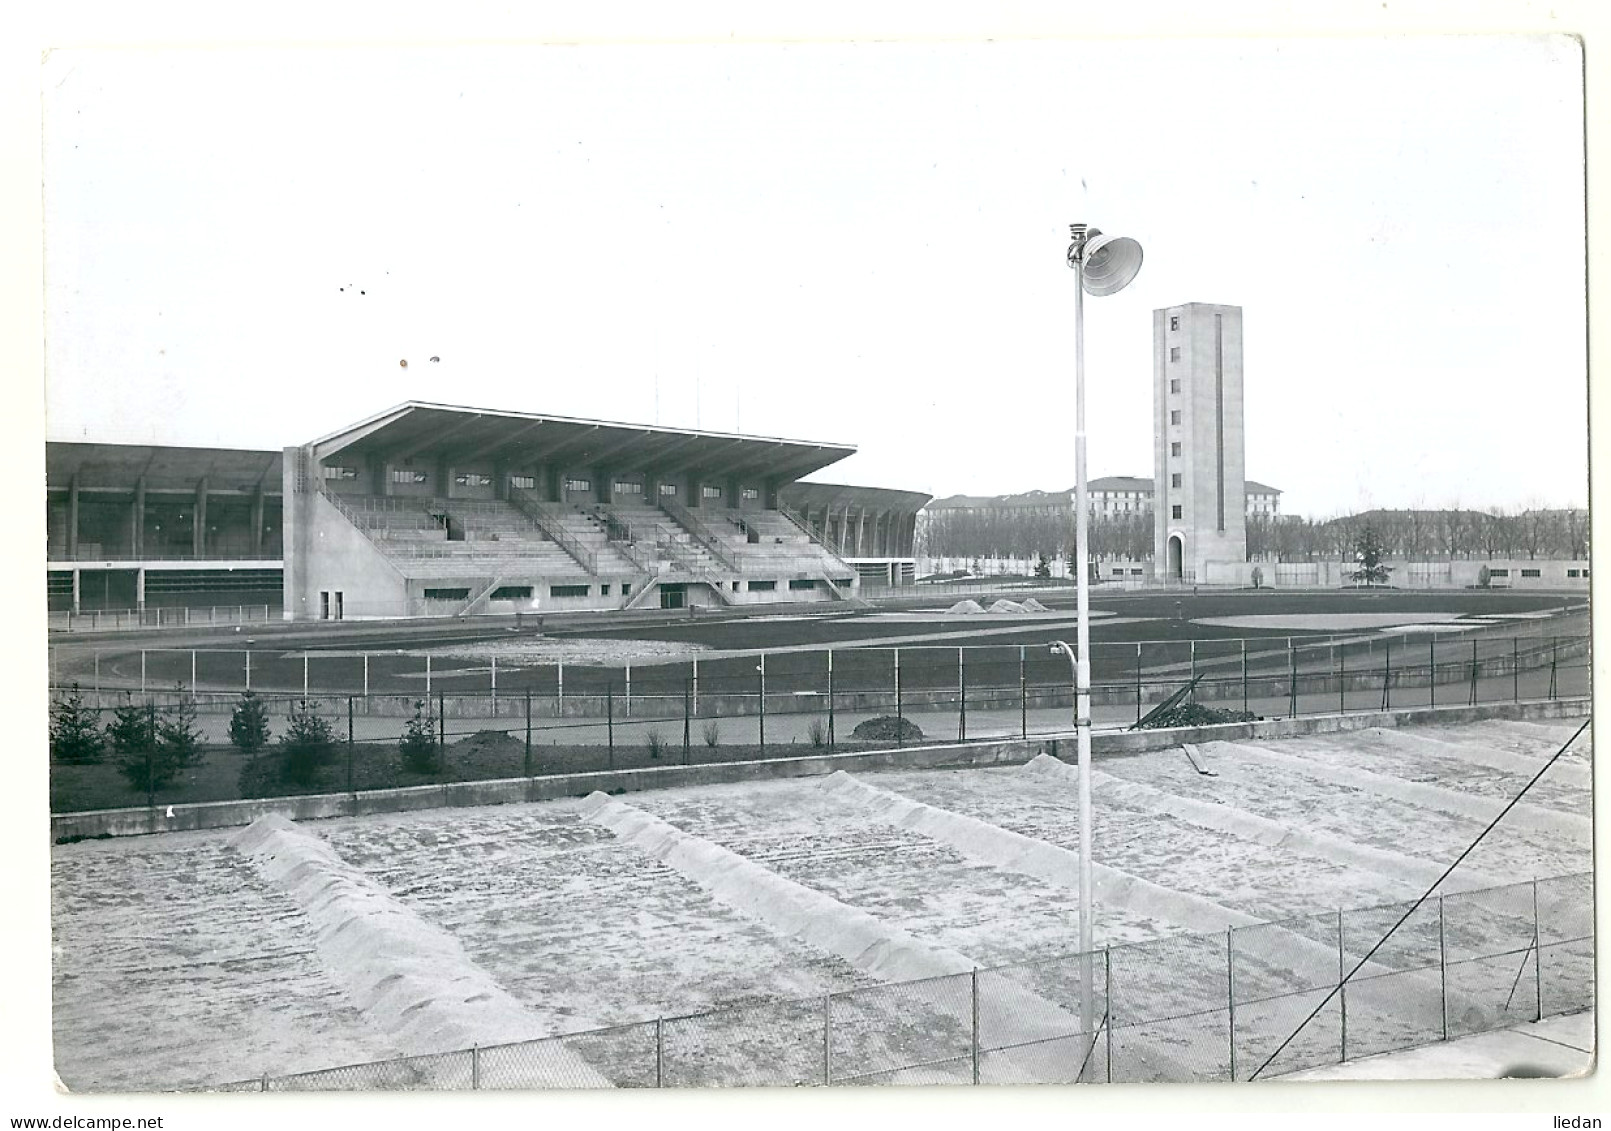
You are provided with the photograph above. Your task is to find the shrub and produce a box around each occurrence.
[280,700,336,786]
[646,728,666,761]
[702,720,721,748]
[398,700,440,775]
[108,695,160,793]
[156,683,204,777]
[1250,566,1264,590]
[229,690,272,754]
[1477,565,1492,589]
[850,716,924,744]
[50,684,104,764]
[808,718,828,748]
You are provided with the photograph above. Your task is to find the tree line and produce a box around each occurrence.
[918,505,1589,563]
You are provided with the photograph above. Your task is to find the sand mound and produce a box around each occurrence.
[946,599,985,615]
[987,599,1027,614]
[230,815,611,1088]
[1206,740,1592,844]
[578,792,1158,1083]
[1025,755,1502,895]
[1019,598,1049,612]
[1365,728,1590,791]
[579,791,968,983]
[820,770,1256,934]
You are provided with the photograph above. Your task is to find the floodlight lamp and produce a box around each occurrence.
[1080,231,1143,296]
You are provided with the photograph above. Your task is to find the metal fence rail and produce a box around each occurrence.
[212,873,1591,1091]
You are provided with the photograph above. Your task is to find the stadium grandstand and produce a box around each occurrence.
[45,403,932,622]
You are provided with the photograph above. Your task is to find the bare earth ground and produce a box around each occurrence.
[50,715,1592,1090]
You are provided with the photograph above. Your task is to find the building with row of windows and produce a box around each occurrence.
[926,477,1280,520]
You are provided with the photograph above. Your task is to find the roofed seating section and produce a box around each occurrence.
[322,492,854,590]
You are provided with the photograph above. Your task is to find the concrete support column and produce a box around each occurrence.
[193,477,208,557]
[67,476,79,558]
[250,485,264,557]
[71,569,81,615]
[136,567,146,613]
[131,479,146,557]
[439,458,453,500]
[493,461,507,501]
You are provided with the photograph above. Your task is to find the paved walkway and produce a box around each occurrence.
[1275,1010,1594,1081]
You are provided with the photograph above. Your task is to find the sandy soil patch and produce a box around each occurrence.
[1194,613,1486,632]
[52,829,398,1091]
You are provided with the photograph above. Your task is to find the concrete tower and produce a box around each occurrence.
[1153,303,1246,581]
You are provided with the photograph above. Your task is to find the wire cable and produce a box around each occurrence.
[1247,715,1590,1080]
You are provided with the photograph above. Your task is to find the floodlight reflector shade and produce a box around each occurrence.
[1081,233,1143,296]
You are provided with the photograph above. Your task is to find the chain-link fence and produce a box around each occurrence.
[48,630,1591,816]
[211,873,1590,1091]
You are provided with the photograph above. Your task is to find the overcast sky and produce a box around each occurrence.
[40,35,1587,518]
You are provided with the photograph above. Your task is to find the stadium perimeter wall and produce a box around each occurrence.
[50,698,1589,842]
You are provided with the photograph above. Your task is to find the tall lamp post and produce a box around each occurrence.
[1063,222,1143,1061]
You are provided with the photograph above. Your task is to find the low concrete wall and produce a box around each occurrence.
[50,697,1590,842]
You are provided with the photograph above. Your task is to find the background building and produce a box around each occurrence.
[1154,302,1247,581]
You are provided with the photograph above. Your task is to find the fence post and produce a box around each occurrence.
[491,655,497,710]
[625,663,632,719]
[1189,641,1196,702]
[1022,645,1029,737]
[656,1018,664,1088]
[1241,639,1248,716]
[1533,877,1543,1021]
[1429,637,1435,708]
[525,690,533,778]
[304,652,310,699]
[690,657,697,717]
[971,967,980,1085]
[1383,638,1392,711]
[1104,945,1114,1084]
[1469,639,1478,706]
[363,653,369,698]
[1287,640,1297,717]
[347,697,355,801]
[895,648,903,744]
[426,654,432,699]
[245,648,251,692]
[93,651,101,708]
[1438,894,1448,1042]
[141,649,147,696]
[1135,644,1142,727]
[1337,643,1345,714]
[1337,908,1347,1062]
[958,647,967,742]
[683,678,692,764]
[823,993,833,1086]
[607,680,615,768]
[1513,638,1520,703]
[827,650,836,751]
[558,661,565,713]
[191,649,197,693]
[1549,637,1558,700]
[437,692,445,764]
[1226,927,1237,1081]
[472,1044,481,1090]
[145,702,157,814]
[758,655,766,754]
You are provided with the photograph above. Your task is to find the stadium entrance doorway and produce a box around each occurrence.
[1167,535,1184,582]
[660,583,686,610]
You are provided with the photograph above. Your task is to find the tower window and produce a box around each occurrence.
[1169,347,1181,362]
[1170,410,1181,425]
[1172,505,1182,519]
[1169,315,1180,331]
[1171,473,1182,488]
[1171,442,1181,457]
[1170,378,1180,394]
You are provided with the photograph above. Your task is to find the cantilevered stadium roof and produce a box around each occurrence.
[45,442,282,494]
[780,481,932,512]
[308,402,857,484]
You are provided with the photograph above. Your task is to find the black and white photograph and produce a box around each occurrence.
[9,5,1604,1126]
